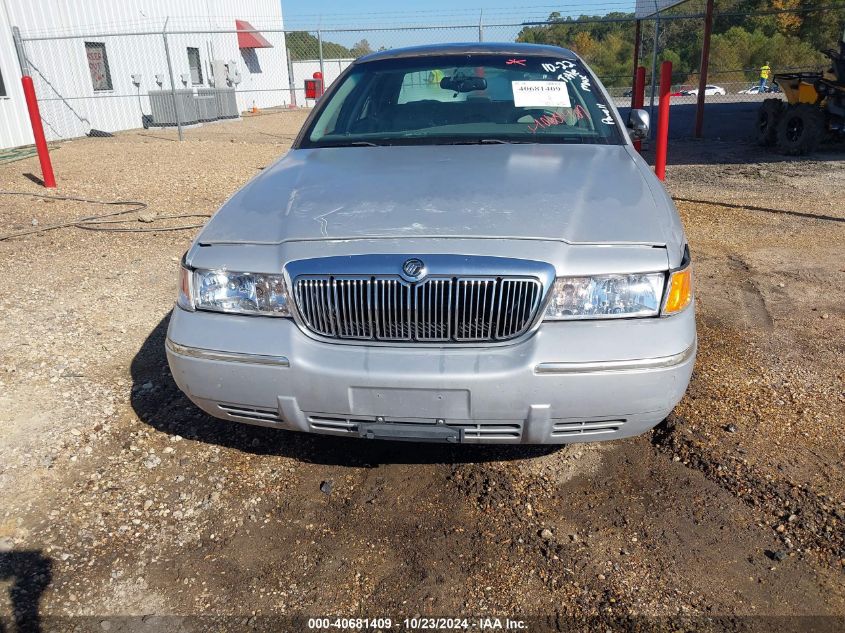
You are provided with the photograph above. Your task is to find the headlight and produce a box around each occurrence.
[543,273,665,320]
[177,263,291,317]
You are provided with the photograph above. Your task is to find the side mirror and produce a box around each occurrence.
[627,109,650,140]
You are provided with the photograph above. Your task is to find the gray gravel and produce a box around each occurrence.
[0,113,843,626]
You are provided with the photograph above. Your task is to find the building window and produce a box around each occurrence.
[85,42,112,91]
[187,47,203,85]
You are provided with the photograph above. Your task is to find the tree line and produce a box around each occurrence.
[516,0,844,86]
[285,33,374,61]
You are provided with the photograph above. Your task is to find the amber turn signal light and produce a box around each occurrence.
[663,267,693,315]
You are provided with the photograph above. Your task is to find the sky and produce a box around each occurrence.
[279,0,639,49]
[281,1,639,29]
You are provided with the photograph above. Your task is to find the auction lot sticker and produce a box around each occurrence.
[511,81,571,108]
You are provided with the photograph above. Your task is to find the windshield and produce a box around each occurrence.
[299,54,624,148]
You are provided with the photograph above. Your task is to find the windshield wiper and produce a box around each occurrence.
[445,139,531,145]
[320,140,383,148]
[344,141,381,147]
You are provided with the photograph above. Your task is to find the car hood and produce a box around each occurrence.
[197,143,679,247]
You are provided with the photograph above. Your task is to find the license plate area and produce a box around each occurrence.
[357,422,462,443]
[348,387,471,419]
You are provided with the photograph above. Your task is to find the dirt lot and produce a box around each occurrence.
[0,111,843,632]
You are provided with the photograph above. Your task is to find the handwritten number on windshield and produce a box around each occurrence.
[527,105,588,133]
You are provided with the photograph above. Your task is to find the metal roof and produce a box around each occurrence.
[355,42,576,64]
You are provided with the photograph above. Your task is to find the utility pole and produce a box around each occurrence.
[647,2,661,141]
[631,19,641,109]
[694,0,715,138]
[317,29,325,86]
[162,17,184,141]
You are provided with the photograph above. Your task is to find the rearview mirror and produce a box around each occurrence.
[440,75,487,93]
[627,109,650,140]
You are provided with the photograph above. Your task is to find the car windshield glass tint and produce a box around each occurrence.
[302,54,623,147]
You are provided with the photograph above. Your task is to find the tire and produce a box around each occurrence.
[756,98,784,146]
[775,104,826,155]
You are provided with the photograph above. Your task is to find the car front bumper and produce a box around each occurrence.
[165,306,696,444]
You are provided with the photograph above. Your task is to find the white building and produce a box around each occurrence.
[0,0,292,148]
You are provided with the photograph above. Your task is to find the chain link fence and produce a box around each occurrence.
[11,5,845,144]
[16,26,298,142]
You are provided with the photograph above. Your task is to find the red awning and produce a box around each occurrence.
[236,20,273,49]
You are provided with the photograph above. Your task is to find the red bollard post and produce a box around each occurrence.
[20,76,56,188]
[654,60,672,182]
[633,66,646,153]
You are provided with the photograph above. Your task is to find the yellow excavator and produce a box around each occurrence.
[756,28,845,154]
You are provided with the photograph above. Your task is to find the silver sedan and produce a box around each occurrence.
[166,43,695,444]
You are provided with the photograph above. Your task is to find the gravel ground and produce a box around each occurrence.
[0,111,843,632]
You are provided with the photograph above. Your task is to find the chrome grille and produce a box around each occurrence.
[293,276,543,343]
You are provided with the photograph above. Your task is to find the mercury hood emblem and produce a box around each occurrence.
[401,258,426,281]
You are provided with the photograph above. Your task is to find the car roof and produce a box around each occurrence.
[355,42,577,64]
